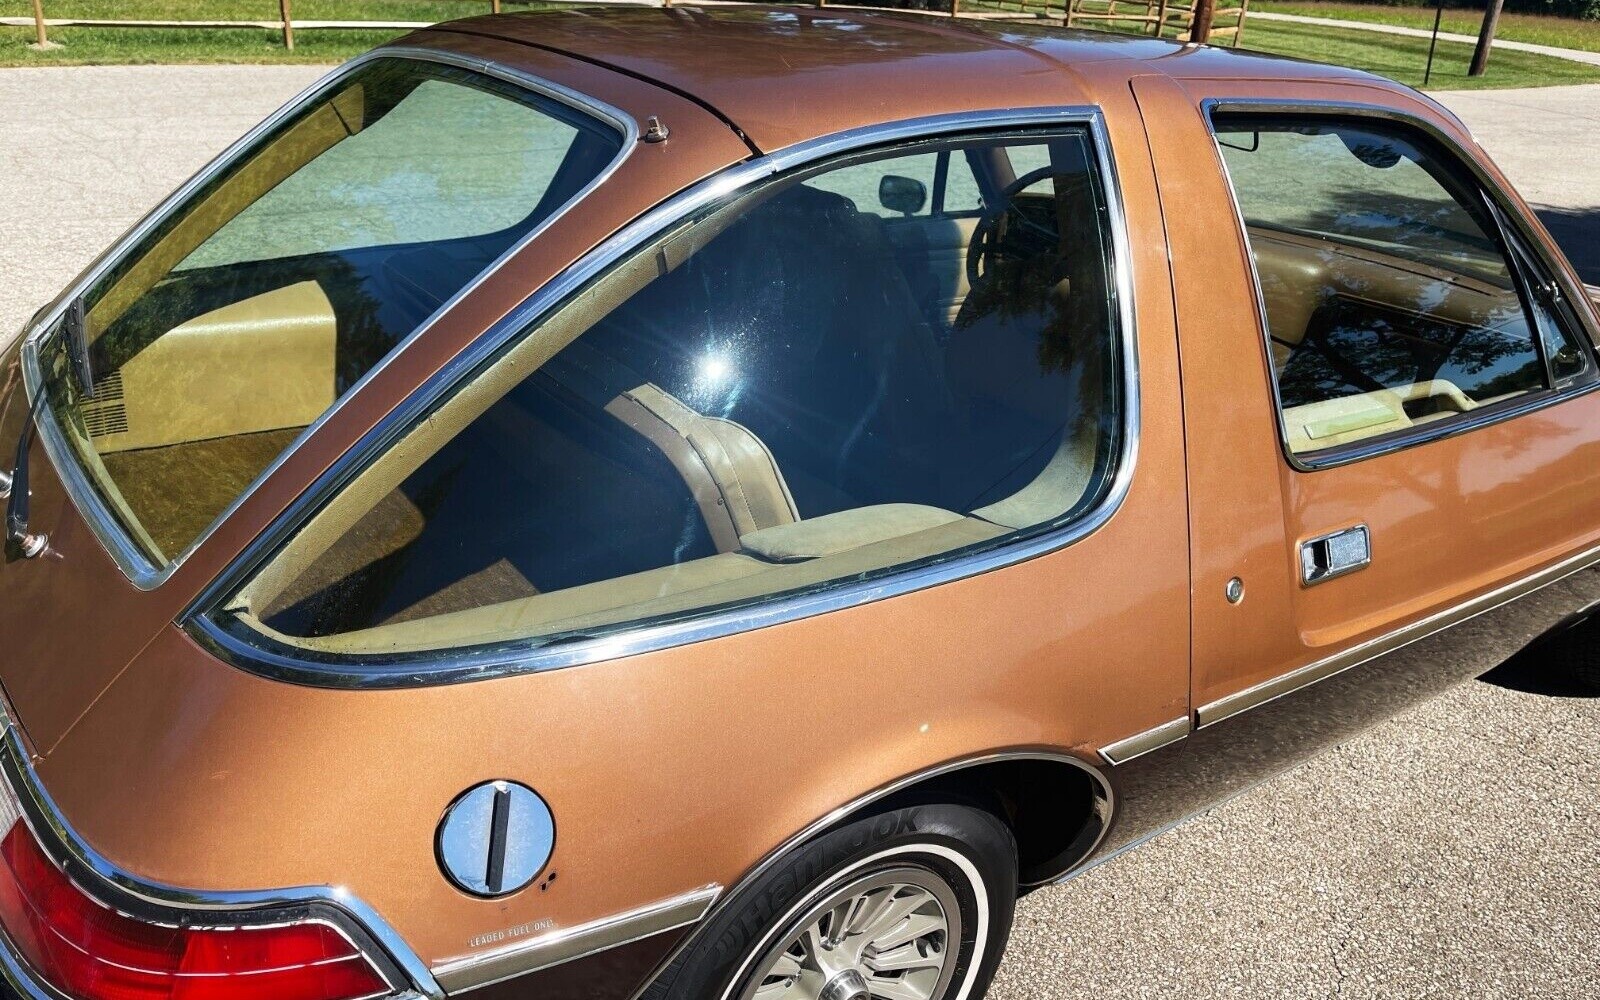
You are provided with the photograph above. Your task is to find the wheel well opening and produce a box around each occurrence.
[840,757,1112,889]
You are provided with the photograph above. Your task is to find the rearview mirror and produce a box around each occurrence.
[879,175,927,217]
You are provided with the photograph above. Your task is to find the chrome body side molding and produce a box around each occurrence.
[0,702,442,1000]
[1091,559,1600,878]
[186,105,1140,689]
[19,45,637,591]
[1097,716,1190,765]
[1197,539,1600,728]
[433,886,720,994]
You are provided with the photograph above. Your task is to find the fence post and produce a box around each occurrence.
[280,0,295,51]
[492,0,503,12]
[29,0,60,50]
[1190,0,1215,42]
[951,0,961,17]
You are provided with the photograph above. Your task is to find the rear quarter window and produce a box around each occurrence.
[213,127,1131,666]
[36,56,624,566]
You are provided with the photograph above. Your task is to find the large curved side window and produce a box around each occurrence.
[217,128,1126,660]
[34,57,623,565]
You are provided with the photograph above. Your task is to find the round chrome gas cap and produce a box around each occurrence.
[436,781,555,898]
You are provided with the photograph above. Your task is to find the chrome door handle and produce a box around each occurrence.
[1300,524,1370,586]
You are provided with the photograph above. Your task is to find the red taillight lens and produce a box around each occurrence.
[0,820,389,1000]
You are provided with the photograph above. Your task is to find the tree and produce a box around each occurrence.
[1470,0,1506,77]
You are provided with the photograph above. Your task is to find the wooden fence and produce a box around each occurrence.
[15,1,512,51]
[1065,0,1250,45]
[11,0,1242,52]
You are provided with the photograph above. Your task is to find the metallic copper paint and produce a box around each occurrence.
[0,11,1594,1000]
[36,80,1188,964]
[0,33,751,756]
[1148,75,1600,716]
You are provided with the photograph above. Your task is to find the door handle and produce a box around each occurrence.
[1300,524,1370,586]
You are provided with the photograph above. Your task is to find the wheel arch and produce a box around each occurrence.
[745,748,1115,899]
[627,749,1114,1000]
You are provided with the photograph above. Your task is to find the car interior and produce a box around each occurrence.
[60,61,621,561]
[1251,227,1553,453]
[231,136,1124,654]
[1216,119,1587,458]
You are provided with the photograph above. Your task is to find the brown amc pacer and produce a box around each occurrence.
[1,7,1597,1000]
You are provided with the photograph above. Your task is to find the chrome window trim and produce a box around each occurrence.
[1202,98,1600,474]
[18,45,638,591]
[623,748,1114,1000]
[0,701,443,1000]
[184,106,1142,690]
[433,885,721,994]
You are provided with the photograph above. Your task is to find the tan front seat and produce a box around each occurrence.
[606,383,800,552]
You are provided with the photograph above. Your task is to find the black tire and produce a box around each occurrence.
[641,802,1018,1000]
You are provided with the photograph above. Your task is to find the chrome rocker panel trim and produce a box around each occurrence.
[19,45,638,592]
[1097,716,1190,765]
[186,105,1140,690]
[1197,538,1600,728]
[0,703,442,1000]
[433,886,720,994]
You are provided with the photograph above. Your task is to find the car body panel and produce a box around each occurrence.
[1138,73,1600,717]
[0,32,751,756]
[34,71,1191,980]
[0,10,1595,1000]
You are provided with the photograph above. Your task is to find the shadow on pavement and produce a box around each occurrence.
[1479,616,1600,699]
[1536,206,1600,286]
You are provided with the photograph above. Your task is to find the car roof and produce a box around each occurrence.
[424,4,1382,153]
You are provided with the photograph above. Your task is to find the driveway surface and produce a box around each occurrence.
[1,64,1597,1000]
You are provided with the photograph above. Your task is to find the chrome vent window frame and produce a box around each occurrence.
[18,45,638,592]
[182,105,1142,690]
[1201,97,1600,474]
[0,705,442,1000]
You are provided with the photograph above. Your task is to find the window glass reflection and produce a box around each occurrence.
[1216,117,1576,456]
[233,132,1126,657]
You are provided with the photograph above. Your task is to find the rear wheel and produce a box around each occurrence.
[643,803,1017,1000]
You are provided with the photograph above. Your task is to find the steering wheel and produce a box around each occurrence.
[966,166,1062,287]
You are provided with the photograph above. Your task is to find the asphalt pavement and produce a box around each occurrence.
[1,65,1596,999]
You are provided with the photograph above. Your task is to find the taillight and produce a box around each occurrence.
[0,818,390,1000]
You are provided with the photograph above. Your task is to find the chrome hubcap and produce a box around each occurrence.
[818,970,869,1000]
[743,867,960,1000]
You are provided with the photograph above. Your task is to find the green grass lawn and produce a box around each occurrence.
[4,0,1600,89]
[1256,2,1600,53]
[1240,18,1600,87]
[1053,0,1600,87]
[0,1,551,65]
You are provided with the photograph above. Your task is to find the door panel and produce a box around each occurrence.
[1136,74,1600,719]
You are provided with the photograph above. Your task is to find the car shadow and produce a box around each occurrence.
[1478,618,1600,699]
[1535,206,1600,286]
